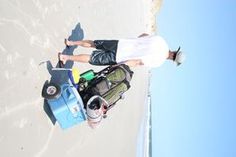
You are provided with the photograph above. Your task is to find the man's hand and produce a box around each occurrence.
[122,59,144,67]
[138,33,149,38]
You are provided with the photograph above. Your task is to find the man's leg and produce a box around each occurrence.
[65,39,95,48]
[59,54,91,64]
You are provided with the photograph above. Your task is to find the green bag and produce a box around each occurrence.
[81,64,133,112]
[103,82,128,106]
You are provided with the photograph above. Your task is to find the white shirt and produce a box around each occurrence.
[116,35,169,67]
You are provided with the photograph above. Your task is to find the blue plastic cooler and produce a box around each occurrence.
[47,83,86,129]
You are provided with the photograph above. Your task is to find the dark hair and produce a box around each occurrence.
[173,53,177,61]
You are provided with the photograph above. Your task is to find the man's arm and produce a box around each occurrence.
[122,59,144,67]
[138,33,149,38]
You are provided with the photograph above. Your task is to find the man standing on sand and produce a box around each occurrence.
[59,33,185,67]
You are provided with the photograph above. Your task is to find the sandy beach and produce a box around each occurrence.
[0,0,161,156]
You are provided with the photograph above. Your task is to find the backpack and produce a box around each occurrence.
[80,64,133,113]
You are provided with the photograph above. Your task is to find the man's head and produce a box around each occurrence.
[169,47,186,66]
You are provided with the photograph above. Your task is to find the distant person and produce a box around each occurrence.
[59,33,185,67]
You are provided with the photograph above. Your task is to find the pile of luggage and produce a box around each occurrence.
[42,64,133,129]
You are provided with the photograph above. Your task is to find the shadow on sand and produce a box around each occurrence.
[42,23,84,125]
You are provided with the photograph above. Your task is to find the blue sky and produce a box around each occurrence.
[151,0,236,157]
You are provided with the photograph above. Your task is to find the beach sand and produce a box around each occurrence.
[0,0,161,156]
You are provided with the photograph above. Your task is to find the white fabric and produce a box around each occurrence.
[116,35,169,67]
